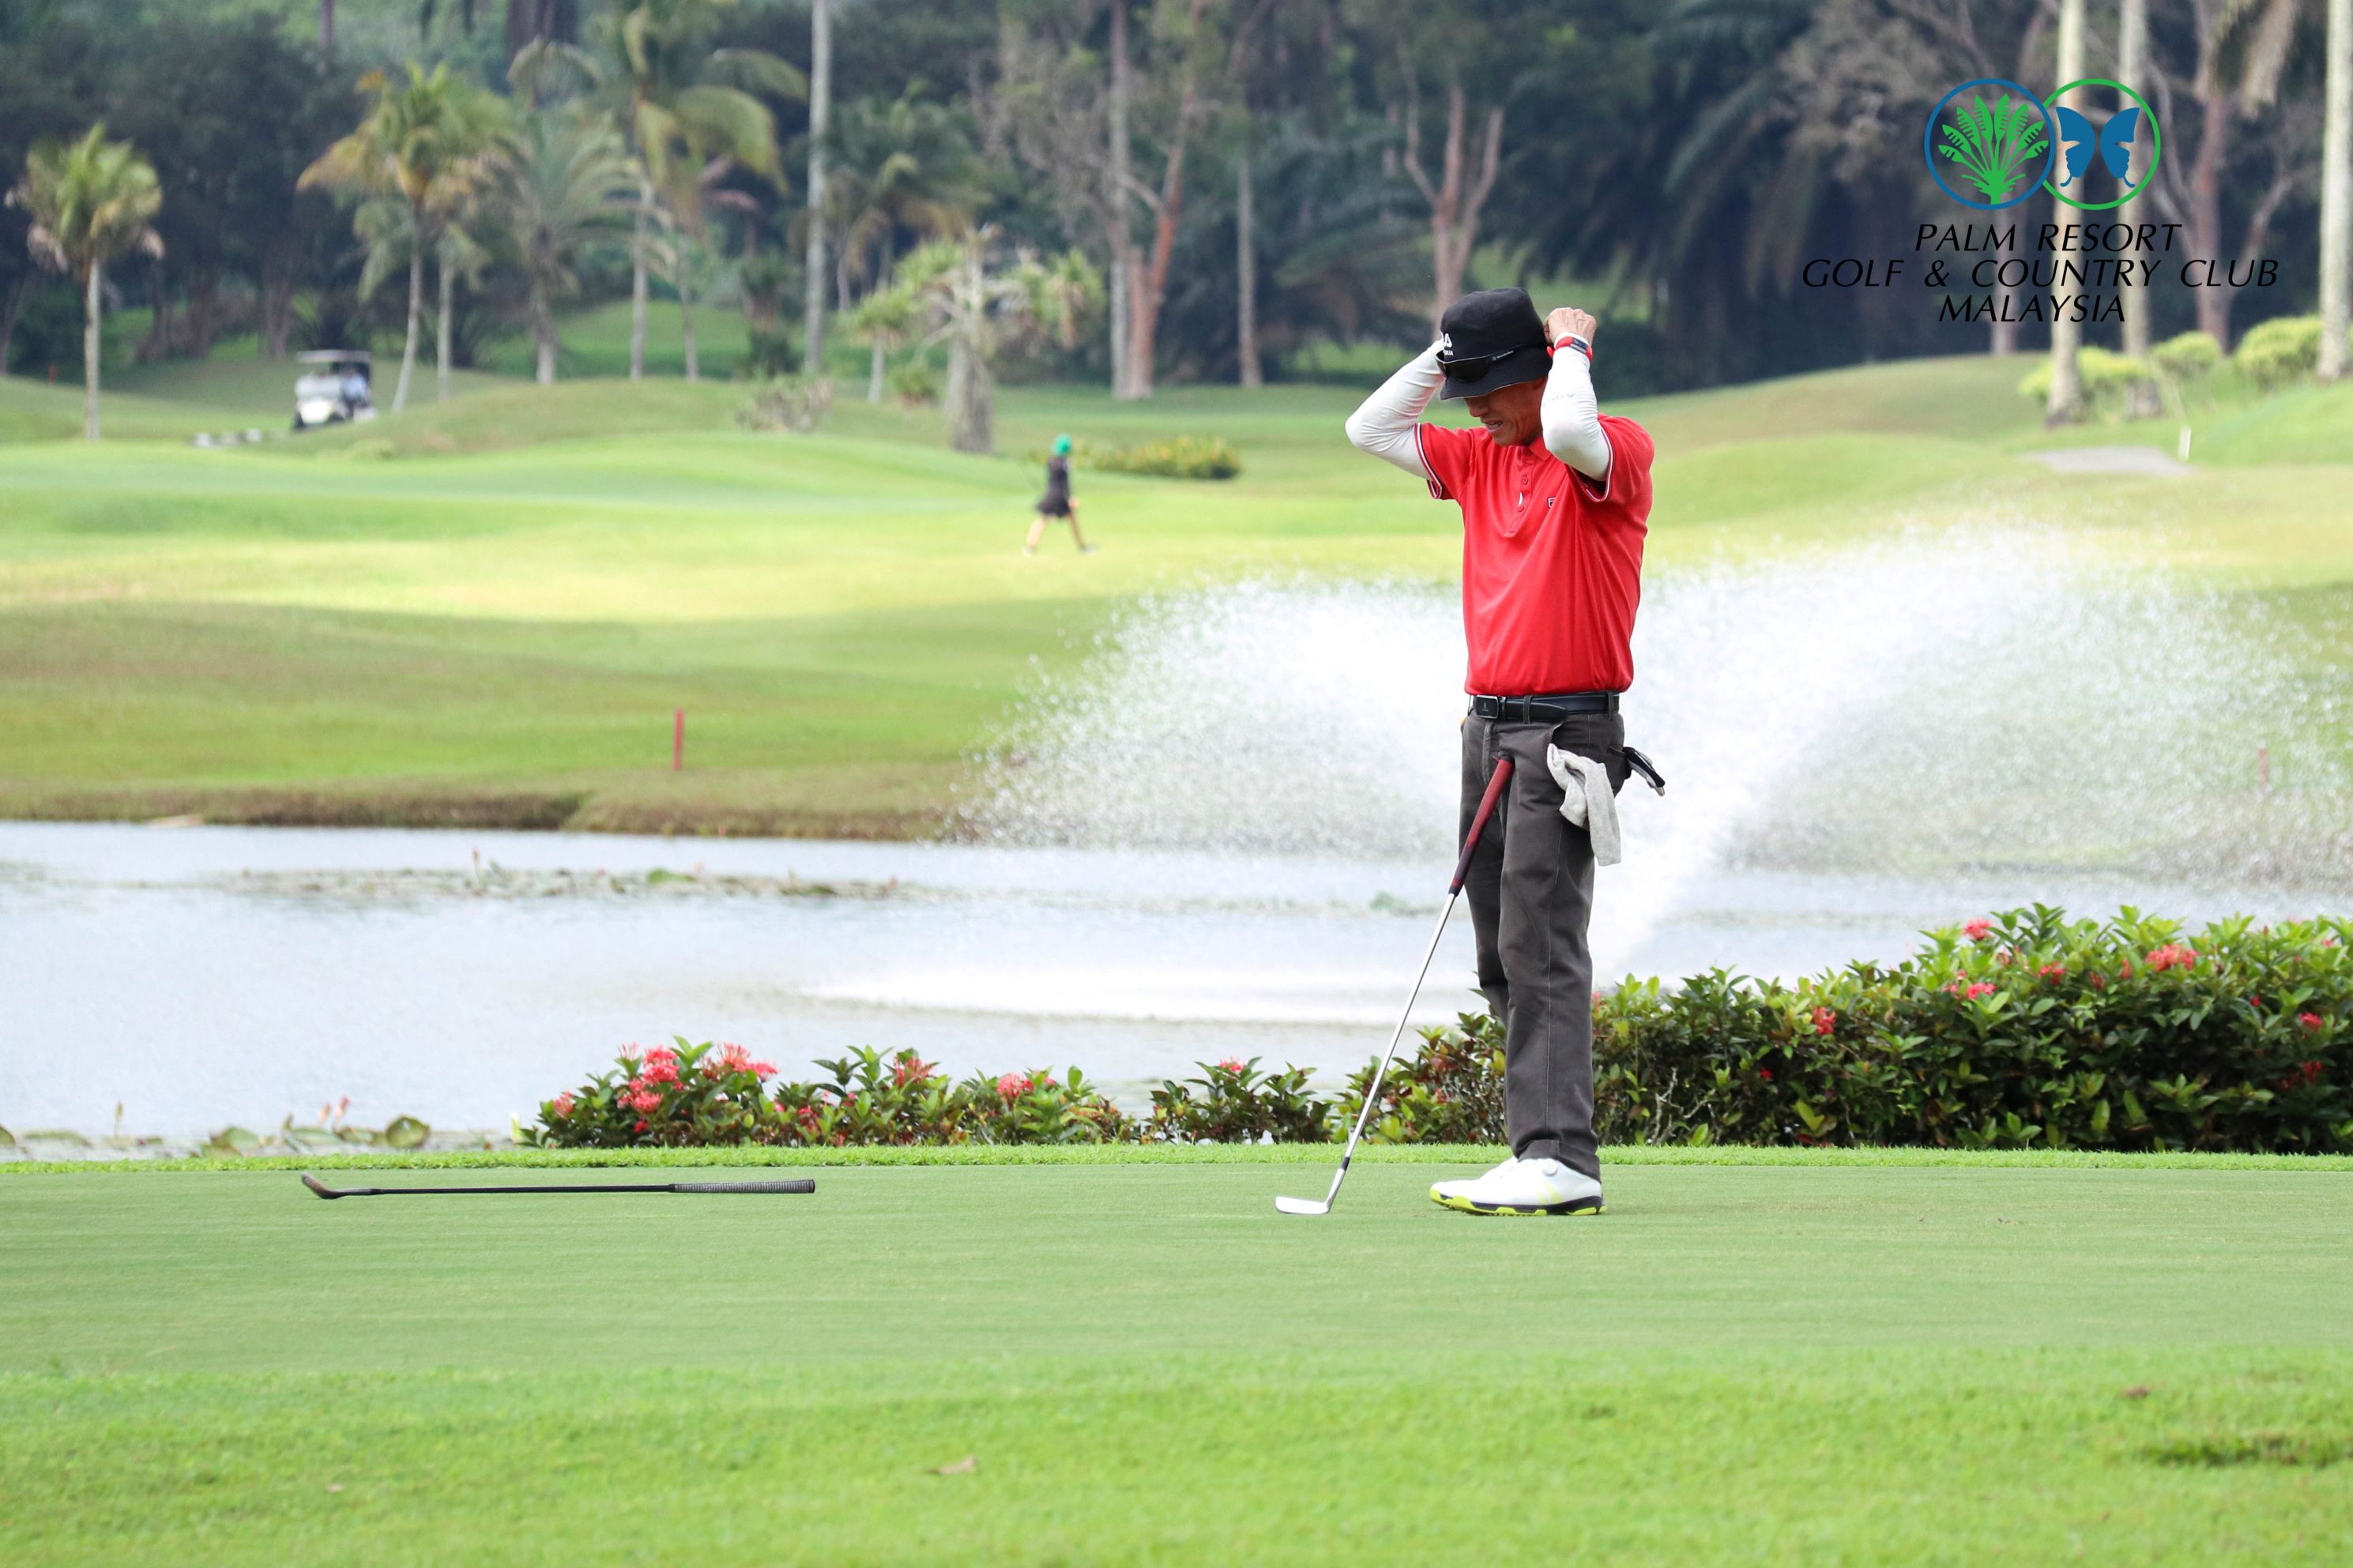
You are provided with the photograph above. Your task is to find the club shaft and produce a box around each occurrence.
[1320,888,1461,1208]
[319,1179,814,1197]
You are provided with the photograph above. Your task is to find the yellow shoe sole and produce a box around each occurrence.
[1430,1187,1605,1216]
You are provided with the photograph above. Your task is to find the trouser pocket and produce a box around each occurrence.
[1548,715,1628,795]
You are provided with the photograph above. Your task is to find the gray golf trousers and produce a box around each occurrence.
[1459,711,1629,1180]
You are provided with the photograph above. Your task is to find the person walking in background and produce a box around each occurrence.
[1344,288,1656,1217]
[1025,434,1092,555]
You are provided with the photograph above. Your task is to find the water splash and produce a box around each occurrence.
[970,528,2351,959]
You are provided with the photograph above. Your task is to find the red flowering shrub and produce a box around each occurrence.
[1587,909,2351,1152]
[1150,1057,1334,1142]
[1336,1019,1508,1144]
[531,1042,1131,1148]
[526,912,2349,1155]
[528,1039,789,1148]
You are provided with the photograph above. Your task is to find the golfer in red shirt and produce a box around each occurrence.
[1346,287,1654,1216]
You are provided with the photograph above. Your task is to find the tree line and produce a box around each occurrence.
[2,0,2346,431]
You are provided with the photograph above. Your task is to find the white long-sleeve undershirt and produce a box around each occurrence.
[1539,344,1610,481]
[1342,339,1612,486]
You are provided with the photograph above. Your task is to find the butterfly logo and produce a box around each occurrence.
[2041,79,2161,211]
[2054,105,2140,190]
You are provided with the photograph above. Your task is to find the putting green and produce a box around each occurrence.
[6,1158,2348,1562]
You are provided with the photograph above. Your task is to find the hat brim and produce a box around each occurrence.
[1436,342,1552,400]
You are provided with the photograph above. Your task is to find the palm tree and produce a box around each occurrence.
[2046,0,2088,424]
[498,107,637,384]
[847,284,916,403]
[6,124,162,442]
[2321,0,2351,380]
[824,92,985,397]
[514,0,801,381]
[302,63,510,413]
[876,228,1099,453]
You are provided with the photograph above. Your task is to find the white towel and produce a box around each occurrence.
[1546,745,1621,867]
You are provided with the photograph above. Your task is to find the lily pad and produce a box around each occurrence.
[205,1126,263,1157]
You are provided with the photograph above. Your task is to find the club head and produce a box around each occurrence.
[301,1173,341,1200]
[1274,1196,1331,1216]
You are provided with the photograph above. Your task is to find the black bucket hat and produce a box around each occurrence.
[1435,288,1551,400]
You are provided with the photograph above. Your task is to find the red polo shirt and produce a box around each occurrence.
[1417,415,1653,696]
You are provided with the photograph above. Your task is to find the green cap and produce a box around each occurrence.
[1052,434,1072,456]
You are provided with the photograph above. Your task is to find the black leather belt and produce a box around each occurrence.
[1470,691,1619,720]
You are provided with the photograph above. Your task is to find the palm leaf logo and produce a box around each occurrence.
[1935,92,2050,203]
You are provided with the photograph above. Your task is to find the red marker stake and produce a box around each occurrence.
[673,709,684,772]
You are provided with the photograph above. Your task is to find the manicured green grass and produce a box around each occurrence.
[4,1159,2349,1563]
[2,351,2347,831]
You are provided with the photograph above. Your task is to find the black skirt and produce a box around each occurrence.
[1036,455,1071,516]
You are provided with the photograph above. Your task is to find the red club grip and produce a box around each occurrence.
[1450,756,1514,893]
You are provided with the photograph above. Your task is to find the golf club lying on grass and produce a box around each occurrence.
[1278,754,1515,1216]
[303,1173,815,1200]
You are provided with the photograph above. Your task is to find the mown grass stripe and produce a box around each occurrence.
[6,1142,2351,1175]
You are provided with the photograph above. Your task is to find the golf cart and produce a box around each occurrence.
[292,350,375,431]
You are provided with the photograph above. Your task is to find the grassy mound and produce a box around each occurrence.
[2,352,2348,833]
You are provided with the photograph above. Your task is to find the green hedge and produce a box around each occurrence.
[518,909,2347,1156]
[1030,435,1243,479]
[1587,907,2347,1152]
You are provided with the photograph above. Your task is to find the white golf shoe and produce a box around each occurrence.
[1428,1157,1518,1207]
[1430,1156,1604,1216]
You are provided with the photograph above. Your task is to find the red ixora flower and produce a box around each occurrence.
[1967,982,1997,999]
[891,1055,936,1086]
[552,1092,576,1119]
[2299,1012,2326,1032]
[621,1085,663,1115]
[2039,963,2067,983]
[632,1118,649,1134]
[713,1042,775,1077]
[1810,1006,1836,1036]
[1963,918,1993,942]
[996,1072,1033,1100]
[2146,943,2199,972]
[1758,1067,1775,1081]
[1217,1058,1248,1074]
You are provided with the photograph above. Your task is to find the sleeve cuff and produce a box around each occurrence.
[1415,425,1448,499]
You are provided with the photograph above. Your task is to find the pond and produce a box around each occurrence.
[2,820,2326,1138]
[8,536,2344,1138]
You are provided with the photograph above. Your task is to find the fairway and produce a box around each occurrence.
[6,1156,2350,1563]
[6,359,2350,834]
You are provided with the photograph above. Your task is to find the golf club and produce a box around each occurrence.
[303,1173,815,1199]
[1277,754,1515,1216]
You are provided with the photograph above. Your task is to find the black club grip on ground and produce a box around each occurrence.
[668,1179,816,1194]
